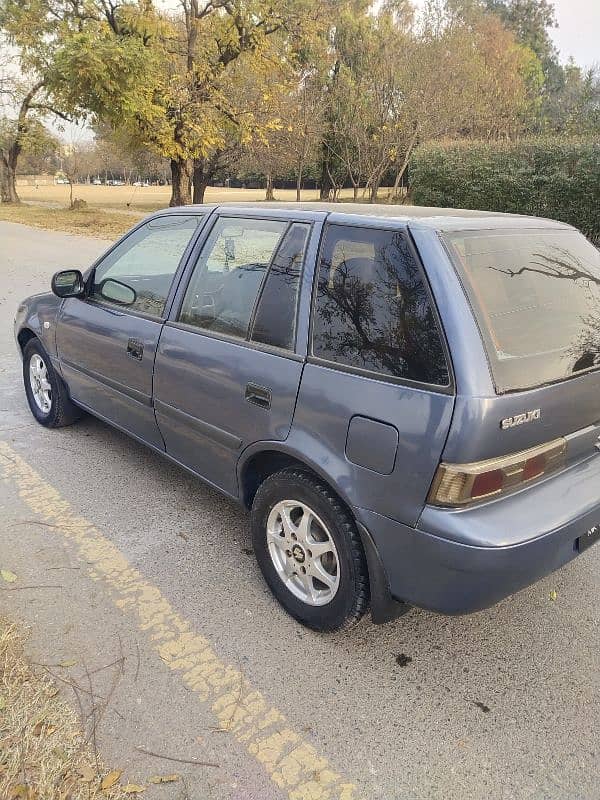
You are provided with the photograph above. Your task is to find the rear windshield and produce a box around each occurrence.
[443,228,600,393]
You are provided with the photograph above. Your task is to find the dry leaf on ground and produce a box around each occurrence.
[100,770,123,790]
[149,774,179,784]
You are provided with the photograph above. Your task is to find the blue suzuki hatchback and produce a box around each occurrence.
[15,204,600,630]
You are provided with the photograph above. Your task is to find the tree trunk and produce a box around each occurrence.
[170,158,192,206]
[265,171,274,201]
[192,158,209,204]
[0,149,20,204]
[295,168,302,202]
[369,178,381,203]
[318,145,332,200]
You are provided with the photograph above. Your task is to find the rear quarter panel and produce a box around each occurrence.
[287,364,455,527]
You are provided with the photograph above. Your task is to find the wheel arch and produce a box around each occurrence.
[239,444,350,513]
[238,443,410,625]
[17,327,38,352]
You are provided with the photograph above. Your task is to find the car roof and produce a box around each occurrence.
[157,202,574,233]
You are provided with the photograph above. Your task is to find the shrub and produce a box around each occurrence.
[410,139,600,244]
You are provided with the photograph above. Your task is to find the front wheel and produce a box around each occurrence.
[251,469,369,631]
[23,339,82,428]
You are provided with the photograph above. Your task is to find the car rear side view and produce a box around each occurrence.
[14,203,600,631]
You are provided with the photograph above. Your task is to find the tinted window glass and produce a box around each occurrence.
[90,216,200,317]
[443,229,600,392]
[251,223,310,350]
[312,225,449,385]
[179,217,287,339]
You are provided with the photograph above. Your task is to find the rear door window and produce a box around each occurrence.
[443,228,600,392]
[311,224,450,386]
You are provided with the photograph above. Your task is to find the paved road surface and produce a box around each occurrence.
[1,220,599,800]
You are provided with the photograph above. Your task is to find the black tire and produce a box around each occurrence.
[251,468,369,631]
[23,338,82,428]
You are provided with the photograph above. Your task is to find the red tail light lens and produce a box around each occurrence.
[428,438,567,507]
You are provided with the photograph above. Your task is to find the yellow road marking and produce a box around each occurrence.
[0,441,359,800]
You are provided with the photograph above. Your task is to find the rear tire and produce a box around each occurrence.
[23,338,82,428]
[251,469,369,631]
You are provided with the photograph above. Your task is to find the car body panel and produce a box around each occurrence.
[14,292,62,365]
[56,299,166,448]
[288,363,454,527]
[154,324,305,496]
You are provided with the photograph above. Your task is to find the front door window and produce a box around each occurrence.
[90,215,201,317]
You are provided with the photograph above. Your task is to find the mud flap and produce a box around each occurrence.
[357,522,411,625]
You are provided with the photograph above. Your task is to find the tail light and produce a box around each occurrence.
[428,438,567,507]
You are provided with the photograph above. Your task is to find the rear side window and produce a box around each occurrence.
[443,229,600,392]
[311,224,449,386]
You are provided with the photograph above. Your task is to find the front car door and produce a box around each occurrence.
[56,212,205,448]
[153,210,324,496]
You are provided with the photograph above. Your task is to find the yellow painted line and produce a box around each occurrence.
[0,441,359,800]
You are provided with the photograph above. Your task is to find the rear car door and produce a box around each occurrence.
[56,213,204,448]
[153,210,322,496]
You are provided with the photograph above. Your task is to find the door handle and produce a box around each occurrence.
[245,383,271,409]
[127,338,144,361]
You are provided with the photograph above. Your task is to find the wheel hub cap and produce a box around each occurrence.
[291,544,306,564]
[266,500,340,607]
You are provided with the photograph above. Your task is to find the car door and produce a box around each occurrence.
[56,213,205,448]
[153,211,321,496]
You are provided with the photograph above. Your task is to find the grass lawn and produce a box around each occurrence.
[14,183,375,213]
[3,184,401,238]
[0,203,141,239]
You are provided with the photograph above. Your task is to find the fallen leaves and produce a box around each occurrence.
[550,589,558,601]
[1,570,17,584]
[122,784,145,794]
[78,765,97,782]
[149,774,179,784]
[58,659,77,668]
[32,721,57,736]
[100,769,123,790]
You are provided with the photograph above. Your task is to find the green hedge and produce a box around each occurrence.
[410,139,600,244]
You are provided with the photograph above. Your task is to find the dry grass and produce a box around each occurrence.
[0,204,141,240]
[13,183,366,213]
[0,619,131,800]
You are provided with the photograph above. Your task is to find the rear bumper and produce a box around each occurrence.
[355,454,600,615]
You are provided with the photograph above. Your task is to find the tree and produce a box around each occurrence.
[2,0,327,206]
[0,79,42,202]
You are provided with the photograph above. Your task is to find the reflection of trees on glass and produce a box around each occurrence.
[492,244,600,287]
[491,242,600,374]
[313,228,449,385]
[568,311,600,373]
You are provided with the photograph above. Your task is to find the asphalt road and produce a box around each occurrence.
[1,219,599,800]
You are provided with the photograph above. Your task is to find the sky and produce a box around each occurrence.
[551,0,599,68]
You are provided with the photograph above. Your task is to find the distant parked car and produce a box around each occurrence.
[14,203,600,630]
[92,179,102,185]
